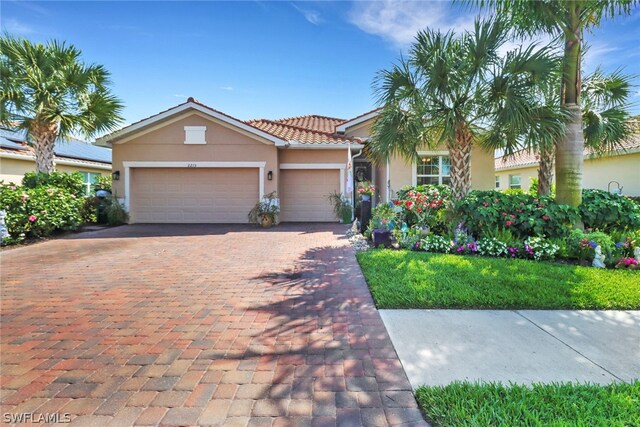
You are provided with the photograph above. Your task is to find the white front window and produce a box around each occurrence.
[416,155,451,185]
[509,174,521,189]
[184,126,207,144]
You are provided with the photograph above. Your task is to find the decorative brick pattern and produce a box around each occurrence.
[0,224,425,425]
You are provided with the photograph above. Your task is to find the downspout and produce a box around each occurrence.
[351,148,363,221]
[386,156,391,202]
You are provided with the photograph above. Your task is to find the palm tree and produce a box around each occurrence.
[472,0,637,206]
[499,67,635,196]
[368,18,564,200]
[0,36,123,173]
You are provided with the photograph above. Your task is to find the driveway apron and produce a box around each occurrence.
[0,224,425,426]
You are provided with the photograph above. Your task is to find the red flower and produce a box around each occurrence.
[505,220,512,227]
[510,214,515,219]
[542,215,550,220]
[417,208,422,213]
[501,212,507,216]
[483,202,489,207]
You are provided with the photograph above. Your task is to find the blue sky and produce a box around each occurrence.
[2,0,639,130]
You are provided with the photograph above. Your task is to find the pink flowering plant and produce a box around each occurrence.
[614,258,638,270]
[456,190,579,239]
[0,179,83,242]
[357,182,376,197]
[393,185,451,231]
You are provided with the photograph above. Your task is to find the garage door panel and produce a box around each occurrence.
[131,168,258,223]
[280,169,340,222]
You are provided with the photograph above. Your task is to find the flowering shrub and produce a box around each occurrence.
[393,185,451,230]
[22,172,85,197]
[456,190,580,239]
[477,237,508,257]
[0,182,83,241]
[567,229,615,262]
[451,224,477,255]
[614,258,639,270]
[371,202,398,230]
[420,234,452,253]
[580,190,640,233]
[523,236,560,261]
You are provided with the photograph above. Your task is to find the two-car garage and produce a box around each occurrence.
[103,99,357,225]
[129,167,260,223]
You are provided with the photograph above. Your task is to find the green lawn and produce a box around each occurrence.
[416,381,640,427]
[356,250,640,309]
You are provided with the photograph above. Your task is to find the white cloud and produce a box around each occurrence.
[219,86,234,91]
[582,42,620,70]
[2,17,35,35]
[291,3,323,25]
[348,0,475,47]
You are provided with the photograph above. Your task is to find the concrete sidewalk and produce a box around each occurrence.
[381,310,640,388]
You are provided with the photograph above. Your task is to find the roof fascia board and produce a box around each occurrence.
[336,110,381,133]
[275,141,364,149]
[97,102,285,145]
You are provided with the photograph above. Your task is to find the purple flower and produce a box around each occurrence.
[615,242,623,248]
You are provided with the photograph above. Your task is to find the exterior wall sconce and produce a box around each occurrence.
[267,171,273,181]
[112,171,120,181]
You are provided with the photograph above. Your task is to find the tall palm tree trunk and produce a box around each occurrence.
[537,144,554,196]
[31,122,58,173]
[556,4,584,207]
[449,127,473,200]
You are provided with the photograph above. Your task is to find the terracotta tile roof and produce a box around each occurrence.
[495,134,640,170]
[246,119,363,144]
[273,115,346,133]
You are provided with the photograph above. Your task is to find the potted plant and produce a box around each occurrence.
[248,191,280,228]
[357,182,376,202]
[328,192,353,224]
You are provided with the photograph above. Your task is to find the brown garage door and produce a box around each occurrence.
[130,168,259,223]
[279,169,340,222]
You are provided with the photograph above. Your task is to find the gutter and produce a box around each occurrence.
[0,151,112,170]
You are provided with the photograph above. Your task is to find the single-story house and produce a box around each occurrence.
[0,128,112,195]
[495,135,640,196]
[96,98,494,223]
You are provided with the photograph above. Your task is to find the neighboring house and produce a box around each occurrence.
[495,135,640,196]
[96,98,494,224]
[0,128,112,194]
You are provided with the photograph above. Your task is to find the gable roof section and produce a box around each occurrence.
[273,115,346,133]
[246,119,363,145]
[495,134,640,170]
[96,98,286,145]
[335,108,382,133]
[0,128,111,165]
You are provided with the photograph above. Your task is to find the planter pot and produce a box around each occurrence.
[361,194,371,202]
[341,209,352,224]
[260,215,274,228]
[372,229,392,248]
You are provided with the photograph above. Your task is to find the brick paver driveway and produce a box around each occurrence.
[1,224,425,426]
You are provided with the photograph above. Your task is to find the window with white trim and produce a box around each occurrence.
[509,174,521,189]
[184,126,207,144]
[416,155,451,185]
[79,172,102,196]
[495,176,500,189]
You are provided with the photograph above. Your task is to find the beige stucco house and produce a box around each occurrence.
[495,135,640,196]
[0,128,112,194]
[97,98,495,224]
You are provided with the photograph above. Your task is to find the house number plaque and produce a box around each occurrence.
[187,163,197,168]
